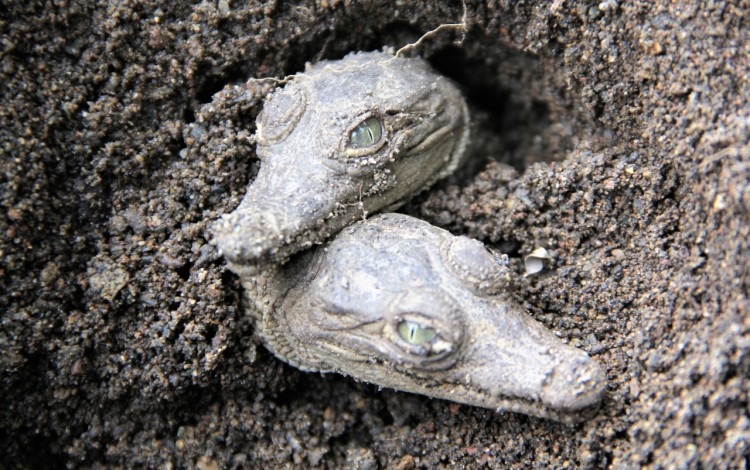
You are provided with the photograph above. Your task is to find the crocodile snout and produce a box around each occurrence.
[214,209,285,264]
[213,168,350,266]
[540,354,607,414]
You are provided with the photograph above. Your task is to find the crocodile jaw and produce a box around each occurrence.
[285,291,607,425]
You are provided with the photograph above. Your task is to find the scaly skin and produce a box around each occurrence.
[214,51,469,268]
[214,52,606,423]
[237,213,607,424]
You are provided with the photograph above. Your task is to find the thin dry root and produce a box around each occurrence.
[245,1,469,89]
[395,1,468,57]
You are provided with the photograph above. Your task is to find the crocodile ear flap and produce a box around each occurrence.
[255,85,308,147]
[440,236,511,295]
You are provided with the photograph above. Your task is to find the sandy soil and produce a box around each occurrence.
[1,1,748,468]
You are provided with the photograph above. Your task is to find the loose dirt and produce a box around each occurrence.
[1,1,747,468]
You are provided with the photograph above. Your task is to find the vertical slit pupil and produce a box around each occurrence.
[348,117,382,149]
[398,321,437,345]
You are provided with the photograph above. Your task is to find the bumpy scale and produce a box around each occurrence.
[214,51,469,268]
[214,51,606,423]
[236,214,607,424]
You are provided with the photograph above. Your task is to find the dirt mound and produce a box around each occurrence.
[1,1,747,467]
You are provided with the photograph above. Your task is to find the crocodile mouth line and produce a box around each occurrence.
[427,380,601,424]
[406,122,459,155]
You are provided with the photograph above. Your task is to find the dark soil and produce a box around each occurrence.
[1,1,748,468]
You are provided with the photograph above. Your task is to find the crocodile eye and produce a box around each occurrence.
[348,116,383,149]
[398,320,436,345]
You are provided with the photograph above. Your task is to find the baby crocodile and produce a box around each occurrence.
[214,51,469,267]
[232,213,606,424]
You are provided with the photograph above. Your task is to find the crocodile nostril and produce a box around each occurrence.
[541,356,607,413]
[214,210,284,263]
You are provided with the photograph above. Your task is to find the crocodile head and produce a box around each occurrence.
[214,51,469,268]
[247,213,607,424]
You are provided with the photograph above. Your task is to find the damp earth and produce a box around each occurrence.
[1,1,748,468]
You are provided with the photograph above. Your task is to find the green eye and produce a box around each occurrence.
[398,321,437,345]
[348,117,383,149]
